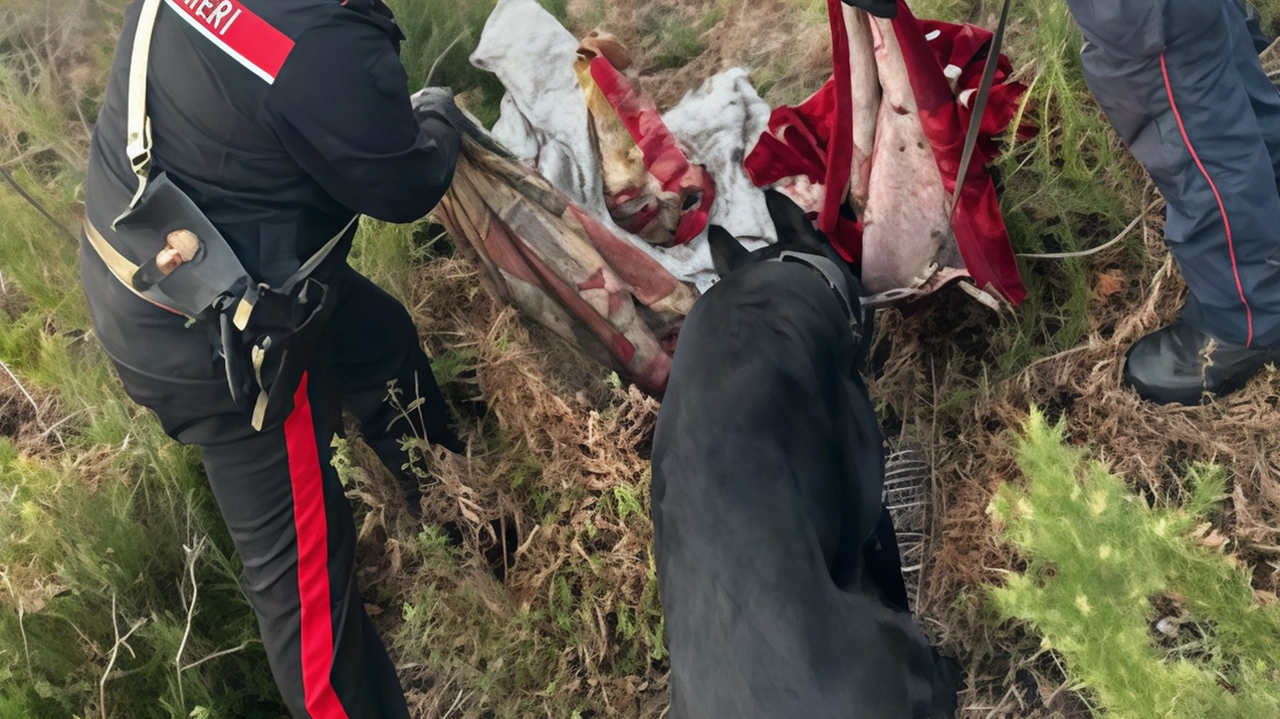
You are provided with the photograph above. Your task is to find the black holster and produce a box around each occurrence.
[213,278,336,430]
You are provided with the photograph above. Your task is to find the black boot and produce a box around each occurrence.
[1123,319,1280,405]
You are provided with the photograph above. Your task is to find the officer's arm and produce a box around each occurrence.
[267,18,459,224]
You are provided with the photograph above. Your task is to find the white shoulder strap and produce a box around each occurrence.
[122,0,166,214]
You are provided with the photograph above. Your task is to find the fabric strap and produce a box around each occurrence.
[120,0,165,220]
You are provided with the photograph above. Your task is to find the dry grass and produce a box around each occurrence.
[339,258,669,717]
[870,201,1280,717]
[3,0,1278,716]
[568,0,832,108]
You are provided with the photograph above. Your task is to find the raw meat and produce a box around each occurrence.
[845,4,880,215]
[860,17,959,296]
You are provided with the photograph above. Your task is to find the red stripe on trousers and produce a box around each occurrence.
[285,373,350,719]
[1160,51,1255,347]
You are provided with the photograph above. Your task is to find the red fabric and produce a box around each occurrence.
[744,80,839,188]
[918,18,1031,158]
[893,1,1025,304]
[285,374,350,719]
[820,0,856,240]
[743,80,865,262]
[744,0,1030,304]
[589,58,716,245]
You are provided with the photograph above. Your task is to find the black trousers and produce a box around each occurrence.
[81,241,456,718]
[652,262,959,718]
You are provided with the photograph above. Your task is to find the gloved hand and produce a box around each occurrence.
[412,87,517,160]
[412,87,464,129]
[842,0,898,19]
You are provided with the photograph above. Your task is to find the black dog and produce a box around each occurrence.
[652,194,960,718]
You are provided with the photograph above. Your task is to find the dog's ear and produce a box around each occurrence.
[708,225,751,276]
[765,190,828,253]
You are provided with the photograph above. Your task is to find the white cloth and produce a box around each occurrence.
[472,0,775,292]
[664,69,776,252]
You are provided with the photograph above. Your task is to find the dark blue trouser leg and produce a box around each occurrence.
[1228,2,1280,182]
[1068,0,1280,347]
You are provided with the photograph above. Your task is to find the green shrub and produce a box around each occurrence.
[990,411,1280,718]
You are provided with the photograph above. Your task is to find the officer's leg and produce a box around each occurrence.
[85,236,409,717]
[1068,0,1280,402]
[162,366,409,719]
[326,268,461,508]
[651,261,957,719]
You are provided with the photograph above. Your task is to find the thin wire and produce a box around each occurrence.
[0,164,80,243]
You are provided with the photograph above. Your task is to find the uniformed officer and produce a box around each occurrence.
[1067,0,1280,404]
[80,0,461,716]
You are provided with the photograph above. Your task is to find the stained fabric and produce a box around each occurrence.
[745,0,1029,304]
[584,55,716,246]
[652,260,960,718]
[1068,0,1280,347]
[428,122,695,396]
[472,0,776,293]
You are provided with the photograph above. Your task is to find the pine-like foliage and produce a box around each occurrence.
[990,411,1280,718]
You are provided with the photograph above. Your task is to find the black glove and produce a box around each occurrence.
[842,0,898,19]
[412,87,516,160]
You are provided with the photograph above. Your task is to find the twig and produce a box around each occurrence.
[425,32,468,89]
[0,574,33,679]
[18,598,32,680]
[0,164,80,243]
[0,359,42,418]
[180,641,250,673]
[0,358,60,447]
[174,536,209,708]
[39,408,86,448]
[1017,198,1163,260]
[441,688,472,719]
[99,594,147,719]
[514,524,541,559]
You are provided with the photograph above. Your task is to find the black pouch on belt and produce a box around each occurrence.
[101,169,345,431]
[214,277,337,430]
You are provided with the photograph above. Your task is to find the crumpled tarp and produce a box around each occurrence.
[471,0,775,293]
[745,0,1032,305]
[422,89,696,396]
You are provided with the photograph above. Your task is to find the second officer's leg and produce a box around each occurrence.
[326,267,462,509]
[1068,0,1280,403]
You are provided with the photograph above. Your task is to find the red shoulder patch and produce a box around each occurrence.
[163,0,295,84]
